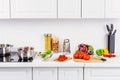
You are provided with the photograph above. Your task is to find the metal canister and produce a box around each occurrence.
[44,34,52,51]
[23,47,29,62]
[18,48,23,62]
[0,44,5,62]
[63,39,71,54]
[29,47,34,62]
[5,44,12,62]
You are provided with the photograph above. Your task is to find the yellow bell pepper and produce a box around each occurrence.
[103,48,109,55]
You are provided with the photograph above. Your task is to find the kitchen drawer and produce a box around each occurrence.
[59,67,83,80]
[33,67,57,80]
[85,67,120,80]
[0,68,32,80]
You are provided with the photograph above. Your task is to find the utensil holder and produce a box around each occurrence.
[108,35,115,53]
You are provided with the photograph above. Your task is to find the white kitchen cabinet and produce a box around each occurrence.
[33,68,57,80]
[105,0,120,18]
[0,0,9,18]
[11,0,57,18]
[82,0,105,18]
[85,67,120,80]
[59,68,83,80]
[58,0,81,18]
[0,68,32,80]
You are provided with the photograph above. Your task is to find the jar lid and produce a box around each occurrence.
[44,33,52,37]
[0,44,5,48]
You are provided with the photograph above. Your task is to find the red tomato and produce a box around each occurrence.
[57,55,68,61]
[73,53,79,59]
[79,54,84,59]
[83,55,90,60]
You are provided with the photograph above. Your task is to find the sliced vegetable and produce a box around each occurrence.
[57,55,68,62]
[39,50,52,61]
[88,45,94,55]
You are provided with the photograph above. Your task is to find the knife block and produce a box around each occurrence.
[108,35,115,53]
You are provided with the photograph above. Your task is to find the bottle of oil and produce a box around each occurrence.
[44,34,52,51]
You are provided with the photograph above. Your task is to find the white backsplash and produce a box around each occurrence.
[0,19,119,54]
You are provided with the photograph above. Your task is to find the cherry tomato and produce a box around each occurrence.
[79,54,84,59]
[57,55,68,61]
[83,55,90,60]
[73,53,79,59]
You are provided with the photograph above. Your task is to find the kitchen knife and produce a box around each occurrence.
[94,57,107,62]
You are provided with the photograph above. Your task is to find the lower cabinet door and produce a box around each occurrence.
[33,67,57,80]
[85,67,120,80]
[0,68,32,80]
[59,67,83,80]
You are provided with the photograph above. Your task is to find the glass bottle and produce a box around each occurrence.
[44,34,52,51]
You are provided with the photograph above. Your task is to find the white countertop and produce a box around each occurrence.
[0,53,120,68]
[0,53,84,67]
[85,56,120,67]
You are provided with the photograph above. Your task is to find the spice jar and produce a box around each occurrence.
[52,37,59,53]
[23,47,29,62]
[44,34,52,51]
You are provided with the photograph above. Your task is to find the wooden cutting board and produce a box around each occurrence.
[74,57,103,63]
[54,57,72,62]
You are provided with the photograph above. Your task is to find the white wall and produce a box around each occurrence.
[0,19,119,54]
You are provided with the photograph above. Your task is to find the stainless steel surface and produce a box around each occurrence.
[63,39,71,54]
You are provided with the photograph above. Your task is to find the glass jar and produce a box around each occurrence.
[44,34,52,51]
[52,37,59,53]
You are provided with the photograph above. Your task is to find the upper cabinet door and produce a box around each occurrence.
[58,0,81,18]
[105,0,120,18]
[11,0,57,18]
[0,0,9,18]
[82,0,105,18]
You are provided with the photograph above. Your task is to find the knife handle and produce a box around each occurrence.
[101,58,106,61]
